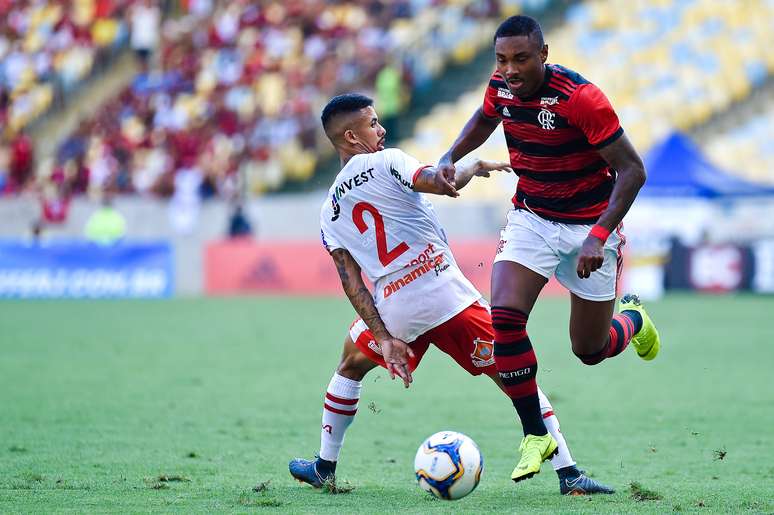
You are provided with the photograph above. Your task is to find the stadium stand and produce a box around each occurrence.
[38,0,544,199]
[548,0,773,150]
[703,93,774,186]
[6,0,769,201]
[0,0,137,136]
[399,0,774,200]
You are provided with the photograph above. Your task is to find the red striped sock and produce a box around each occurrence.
[606,313,637,358]
[492,306,546,436]
[319,373,361,462]
[577,313,638,365]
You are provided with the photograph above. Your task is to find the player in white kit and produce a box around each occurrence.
[289,94,614,495]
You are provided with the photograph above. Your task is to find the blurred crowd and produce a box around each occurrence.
[0,0,142,138]
[400,0,774,202]
[705,95,774,186]
[548,0,773,151]
[0,0,173,196]
[1,0,507,208]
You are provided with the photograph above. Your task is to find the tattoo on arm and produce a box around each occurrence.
[331,249,390,340]
[412,167,436,192]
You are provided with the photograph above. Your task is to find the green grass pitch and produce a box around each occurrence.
[1,294,772,513]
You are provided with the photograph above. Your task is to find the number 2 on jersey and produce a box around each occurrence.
[352,202,409,266]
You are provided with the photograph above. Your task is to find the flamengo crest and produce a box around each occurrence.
[538,108,555,130]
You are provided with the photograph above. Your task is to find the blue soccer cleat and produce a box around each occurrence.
[559,469,615,495]
[289,456,335,488]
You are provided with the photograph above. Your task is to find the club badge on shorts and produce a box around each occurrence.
[471,338,495,368]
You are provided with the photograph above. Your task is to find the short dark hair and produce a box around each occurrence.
[493,15,544,47]
[321,93,374,133]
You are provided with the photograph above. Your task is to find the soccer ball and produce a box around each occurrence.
[414,431,483,500]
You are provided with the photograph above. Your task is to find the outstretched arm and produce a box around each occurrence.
[436,108,501,181]
[452,158,513,191]
[576,134,646,278]
[412,159,512,197]
[330,249,414,386]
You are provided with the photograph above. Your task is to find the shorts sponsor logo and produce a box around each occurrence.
[496,239,506,254]
[497,88,514,100]
[367,339,383,356]
[471,338,495,368]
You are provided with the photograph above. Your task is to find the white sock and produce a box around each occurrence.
[537,387,576,471]
[319,373,361,462]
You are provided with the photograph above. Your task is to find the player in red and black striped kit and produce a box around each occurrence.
[482,62,624,224]
[438,15,662,483]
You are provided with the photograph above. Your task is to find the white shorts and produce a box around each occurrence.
[493,209,625,302]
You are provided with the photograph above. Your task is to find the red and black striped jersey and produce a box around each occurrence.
[482,64,623,224]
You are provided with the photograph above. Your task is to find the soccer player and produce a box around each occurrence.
[289,93,614,495]
[437,15,661,481]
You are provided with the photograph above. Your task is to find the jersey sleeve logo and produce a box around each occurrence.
[390,166,414,190]
[330,198,341,221]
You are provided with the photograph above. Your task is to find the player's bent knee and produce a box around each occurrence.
[336,336,376,381]
[570,332,608,356]
[572,346,606,366]
[336,354,371,381]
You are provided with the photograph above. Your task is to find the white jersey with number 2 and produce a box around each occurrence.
[320,148,481,342]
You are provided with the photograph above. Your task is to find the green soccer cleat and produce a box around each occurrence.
[620,294,660,361]
[511,434,558,483]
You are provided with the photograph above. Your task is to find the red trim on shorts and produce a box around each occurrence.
[323,403,357,416]
[325,392,358,405]
[542,410,555,419]
[412,165,432,185]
